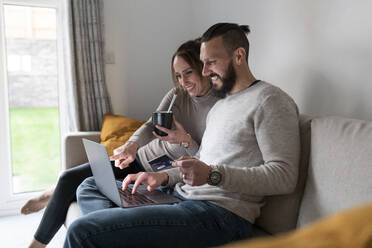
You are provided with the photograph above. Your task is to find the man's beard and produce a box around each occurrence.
[210,61,236,98]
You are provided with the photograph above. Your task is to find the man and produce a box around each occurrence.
[64,23,300,248]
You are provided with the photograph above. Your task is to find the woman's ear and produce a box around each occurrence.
[233,47,247,65]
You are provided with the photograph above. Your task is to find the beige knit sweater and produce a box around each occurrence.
[167,81,301,223]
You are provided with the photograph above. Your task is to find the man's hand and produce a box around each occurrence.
[110,141,139,169]
[122,171,169,194]
[153,116,192,145]
[172,157,211,186]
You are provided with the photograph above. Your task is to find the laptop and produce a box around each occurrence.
[82,138,181,208]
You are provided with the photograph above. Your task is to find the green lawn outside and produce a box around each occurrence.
[9,107,61,193]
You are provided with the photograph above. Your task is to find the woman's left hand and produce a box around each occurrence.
[153,115,191,144]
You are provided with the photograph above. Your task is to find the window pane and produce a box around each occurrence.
[4,5,61,193]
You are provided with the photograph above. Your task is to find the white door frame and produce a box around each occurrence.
[0,0,68,216]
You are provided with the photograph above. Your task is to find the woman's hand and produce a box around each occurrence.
[110,141,139,169]
[153,116,192,146]
[122,171,169,194]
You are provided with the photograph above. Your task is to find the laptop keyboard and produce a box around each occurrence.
[118,187,154,205]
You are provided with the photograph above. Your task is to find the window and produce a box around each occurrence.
[0,0,68,215]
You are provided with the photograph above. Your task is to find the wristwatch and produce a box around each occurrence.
[207,165,222,186]
[181,133,192,148]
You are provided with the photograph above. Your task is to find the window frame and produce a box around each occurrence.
[0,0,68,216]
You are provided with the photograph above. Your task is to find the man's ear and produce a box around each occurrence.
[233,47,246,65]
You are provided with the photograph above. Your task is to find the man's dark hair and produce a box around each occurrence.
[201,23,250,61]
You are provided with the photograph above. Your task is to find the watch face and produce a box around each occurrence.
[210,171,222,185]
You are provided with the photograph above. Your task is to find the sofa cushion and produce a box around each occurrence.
[297,116,372,228]
[255,115,313,234]
[100,114,145,156]
[223,202,372,248]
[64,202,82,227]
[64,132,100,170]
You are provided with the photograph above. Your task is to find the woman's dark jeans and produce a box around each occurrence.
[34,159,144,244]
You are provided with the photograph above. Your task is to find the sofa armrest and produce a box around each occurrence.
[64,132,100,170]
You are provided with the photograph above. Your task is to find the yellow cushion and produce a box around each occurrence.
[100,114,145,156]
[224,203,372,248]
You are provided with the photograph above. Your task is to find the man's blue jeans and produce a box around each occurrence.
[64,177,252,248]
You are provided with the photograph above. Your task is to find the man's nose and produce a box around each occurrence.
[202,64,210,77]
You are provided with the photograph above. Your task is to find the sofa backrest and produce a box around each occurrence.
[297,116,372,228]
[64,132,100,170]
[255,114,313,234]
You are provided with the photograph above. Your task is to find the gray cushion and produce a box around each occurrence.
[255,115,313,234]
[64,202,82,227]
[297,116,372,228]
[64,132,100,170]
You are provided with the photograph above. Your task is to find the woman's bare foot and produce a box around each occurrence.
[28,238,47,248]
[21,186,55,215]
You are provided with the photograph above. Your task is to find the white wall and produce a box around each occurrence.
[104,0,372,121]
[103,0,193,120]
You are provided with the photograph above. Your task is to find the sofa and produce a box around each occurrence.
[63,115,372,239]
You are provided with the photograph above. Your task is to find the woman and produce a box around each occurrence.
[26,38,220,248]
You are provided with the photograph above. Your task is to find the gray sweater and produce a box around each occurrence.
[169,81,301,223]
[128,87,220,172]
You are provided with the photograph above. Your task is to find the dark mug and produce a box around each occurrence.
[152,111,173,136]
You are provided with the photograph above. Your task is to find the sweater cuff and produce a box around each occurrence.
[185,139,199,156]
[127,137,146,148]
[163,167,181,187]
